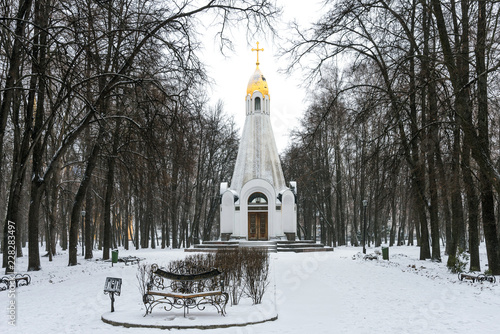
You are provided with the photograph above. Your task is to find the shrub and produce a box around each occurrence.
[214,247,270,305]
[450,249,469,273]
[243,247,270,305]
[215,249,245,305]
[136,262,152,296]
[167,253,215,274]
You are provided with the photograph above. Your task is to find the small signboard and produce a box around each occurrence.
[104,277,122,295]
[104,277,122,312]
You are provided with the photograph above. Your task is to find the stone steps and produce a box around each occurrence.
[277,242,325,248]
[201,241,240,245]
[185,240,333,253]
[239,240,277,253]
[277,247,334,253]
[192,244,238,248]
[277,240,333,252]
[276,240,317,244]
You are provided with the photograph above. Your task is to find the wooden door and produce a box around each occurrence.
[248,212,268,240]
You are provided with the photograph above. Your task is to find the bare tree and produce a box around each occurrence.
[280,0,500,272]
[1,0,280,269]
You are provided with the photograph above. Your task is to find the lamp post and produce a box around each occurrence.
[81,210,86,256]
[314,211,319,242]
[187,219,191,247]
[362,200,368,254]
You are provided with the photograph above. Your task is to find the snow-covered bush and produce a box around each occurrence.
[243,247,270,305]
[215,249,245,305]
[450,250,469,273]
[215,247,270,305]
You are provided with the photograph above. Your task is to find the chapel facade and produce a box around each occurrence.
[219,43,297,241]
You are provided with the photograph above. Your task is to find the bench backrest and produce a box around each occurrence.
[148,264,223,294]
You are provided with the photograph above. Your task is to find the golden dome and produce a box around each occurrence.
[246,67,269,97]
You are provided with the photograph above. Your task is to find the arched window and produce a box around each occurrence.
[248,192,267,204]
[255,97,261,111]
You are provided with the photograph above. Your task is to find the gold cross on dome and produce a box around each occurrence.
[251,42,264,67]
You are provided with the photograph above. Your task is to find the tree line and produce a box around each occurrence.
[281,0,500,274]
[0,0,279,273]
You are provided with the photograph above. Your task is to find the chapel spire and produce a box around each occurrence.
[246,42,269,97]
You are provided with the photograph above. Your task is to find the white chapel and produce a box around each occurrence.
[219,43,297,241]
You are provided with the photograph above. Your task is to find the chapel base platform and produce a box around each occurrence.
[185,240,334,253]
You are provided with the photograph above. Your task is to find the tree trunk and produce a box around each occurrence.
[435,147,451,255]
[1,0,34,271]
[170,164,179,248]
[0,0,33,192]
[124,195,129,251]
[27,184,43,271]
[390,195,396,247]
[103,122,121,260]
[45,171,58,261]
[476,0,499,274]
[27,0,50,271]
[68,131,103,266]
[61,191,68,250]
[373,148,380,248]
[134,188,140,250]
[2,84,30,271]
[335,140,345,246]
[84,186,93,259]
[447,125,464,270]
[422,2,441,262]
[397,191,408,246]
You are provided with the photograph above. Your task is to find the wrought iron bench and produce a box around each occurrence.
[119,256,142,265]
[363,254,378,261]
[143,264,228,317]
[458,272,496,283]
[0,274,31,291]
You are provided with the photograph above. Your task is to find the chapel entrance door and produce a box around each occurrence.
[248,212,268,241]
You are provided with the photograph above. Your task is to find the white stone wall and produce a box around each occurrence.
[281,189,296,234]
[220,191,235,234]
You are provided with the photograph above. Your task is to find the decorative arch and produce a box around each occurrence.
[240,180,275,240]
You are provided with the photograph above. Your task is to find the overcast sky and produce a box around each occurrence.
[202,0,323,153]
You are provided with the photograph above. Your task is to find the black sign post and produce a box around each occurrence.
[104,277,122,312]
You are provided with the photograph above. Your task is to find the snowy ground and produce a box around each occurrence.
[1,244,499,334]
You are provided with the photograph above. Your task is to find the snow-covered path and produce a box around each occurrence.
[271,251,498,334]
[1,246,499,334]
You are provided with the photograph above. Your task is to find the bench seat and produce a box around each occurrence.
[458,272,496,283]
[146,290,222,299]
[0,274,31,291]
